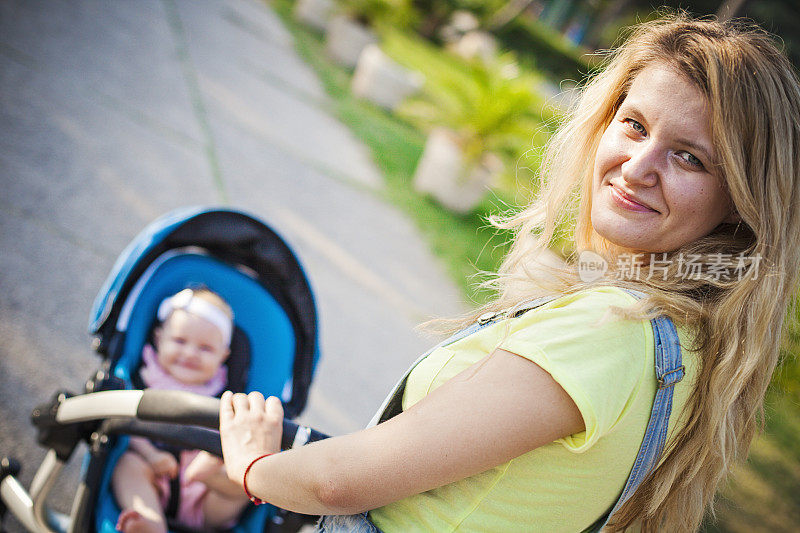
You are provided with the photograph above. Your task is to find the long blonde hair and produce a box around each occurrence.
[482,13,800,532]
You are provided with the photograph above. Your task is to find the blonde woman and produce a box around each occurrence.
[217,14,800,532]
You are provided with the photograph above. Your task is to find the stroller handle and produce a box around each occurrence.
[53,390,330,451]
[137,390,330,449]
[8,391,330,533]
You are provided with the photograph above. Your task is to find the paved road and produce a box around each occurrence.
[0,0,464,527]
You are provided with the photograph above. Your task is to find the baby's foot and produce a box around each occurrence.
[116,509,167,533]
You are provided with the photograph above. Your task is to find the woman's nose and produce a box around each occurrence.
[620,143,660,187]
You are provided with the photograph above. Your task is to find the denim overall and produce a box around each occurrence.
[316,289,685,532]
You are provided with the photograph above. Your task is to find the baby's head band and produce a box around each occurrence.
[157,289,233,346]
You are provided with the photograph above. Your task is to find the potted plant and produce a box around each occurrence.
[412,128,504,213]
[325,0,417,69]
[450,30,499,64]
[294,0,336,33]
[351,44,425,111]
[400,55,542,213]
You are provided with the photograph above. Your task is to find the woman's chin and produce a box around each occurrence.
[592,223,652,254]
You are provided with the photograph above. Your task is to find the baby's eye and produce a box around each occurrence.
[678,151,705,169]
[623,118,646,135]
[173,337,186,345]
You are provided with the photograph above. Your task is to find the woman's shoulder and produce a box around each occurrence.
[498,285,656,451]
[542,284,643,309]
[503,284,650,349]
[508,285,647,332]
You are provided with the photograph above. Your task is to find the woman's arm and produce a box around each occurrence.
[219,348,584,515]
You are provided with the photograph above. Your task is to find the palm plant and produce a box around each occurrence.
[394,47,552,211]
[338,0,419,30]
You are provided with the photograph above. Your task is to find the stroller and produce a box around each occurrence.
[0,207,328,533]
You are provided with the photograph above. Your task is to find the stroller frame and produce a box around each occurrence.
[0,388,325,533]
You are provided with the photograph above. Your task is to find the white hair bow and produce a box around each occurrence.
[157,289,232,346]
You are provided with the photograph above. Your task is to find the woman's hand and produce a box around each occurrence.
[219,391,284,486]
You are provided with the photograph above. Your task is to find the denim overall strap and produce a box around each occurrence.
[590,289,685,531]
[367,295,561,427]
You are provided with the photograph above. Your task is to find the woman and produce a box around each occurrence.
[218,14,800,532]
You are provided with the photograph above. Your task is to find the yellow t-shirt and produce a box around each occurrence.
[369,286,697,532]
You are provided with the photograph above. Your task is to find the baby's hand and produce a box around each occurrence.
[184,451,244,498]
[147,449,179,479]
[183,451,224,484]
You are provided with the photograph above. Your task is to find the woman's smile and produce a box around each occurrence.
[609,183,659,213]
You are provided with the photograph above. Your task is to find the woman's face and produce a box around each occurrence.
[591,62,737,255]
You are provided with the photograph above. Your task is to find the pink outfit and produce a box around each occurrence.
[154,450,207,529]
[138,345,231,529]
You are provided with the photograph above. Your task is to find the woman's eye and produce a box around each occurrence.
[623,118,646,135]
[679,152,705,168]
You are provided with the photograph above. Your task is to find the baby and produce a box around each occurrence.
[112,288,249,533]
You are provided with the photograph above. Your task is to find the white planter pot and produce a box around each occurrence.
[450,30,498,64]
[438,10,480,43]
[351,45,424,111]
[293,0,335,32]
[324,15,378,69]
[412,128,502,213]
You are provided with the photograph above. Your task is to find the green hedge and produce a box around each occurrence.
[495,15,593,82]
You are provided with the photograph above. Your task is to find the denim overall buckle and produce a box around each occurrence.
[657,365,685,389]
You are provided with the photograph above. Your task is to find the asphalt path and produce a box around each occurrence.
[0,0,464,529]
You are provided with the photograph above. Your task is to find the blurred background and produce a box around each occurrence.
[1,0,798,531]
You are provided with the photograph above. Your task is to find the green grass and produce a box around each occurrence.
[701,389,800,532]
[703,314,800,532]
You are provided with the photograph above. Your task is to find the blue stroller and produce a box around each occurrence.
[0,207,328,532]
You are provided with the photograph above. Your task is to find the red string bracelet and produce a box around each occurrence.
[243,453,273,505]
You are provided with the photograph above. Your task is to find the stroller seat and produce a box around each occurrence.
[95,248,297,532]
[112,248,295,395]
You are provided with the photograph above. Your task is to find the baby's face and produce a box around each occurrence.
[154,309,230,385]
